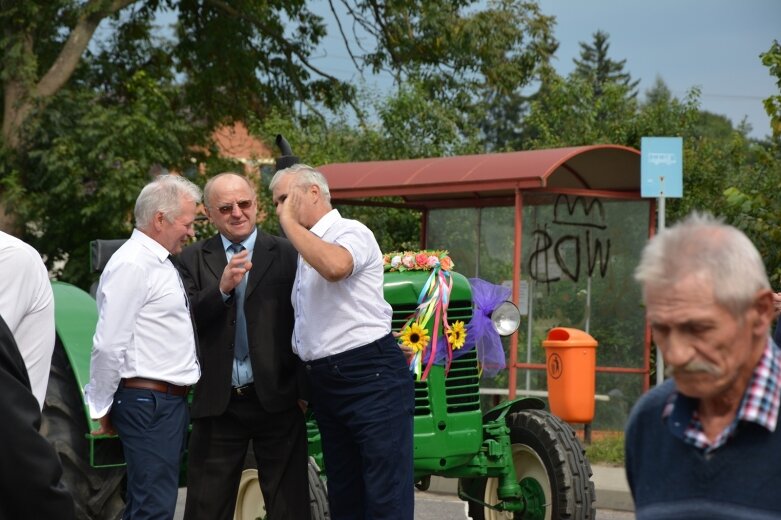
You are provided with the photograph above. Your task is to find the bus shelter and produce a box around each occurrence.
[319,145,652,430]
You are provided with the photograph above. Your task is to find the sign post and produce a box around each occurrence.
[641,137,683,386]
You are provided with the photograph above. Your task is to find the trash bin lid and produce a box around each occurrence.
[542,327,598,348]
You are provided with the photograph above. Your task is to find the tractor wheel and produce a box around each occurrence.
[465,409,595,520]
[40,340,126,520]
[234,457,330,520]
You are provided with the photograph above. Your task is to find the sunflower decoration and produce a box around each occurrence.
[447,320,467,350]
[400,322,430,353]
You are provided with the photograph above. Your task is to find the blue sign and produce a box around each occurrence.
[641,137,683,198]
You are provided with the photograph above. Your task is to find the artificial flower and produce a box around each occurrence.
[400,322,430,352]
[447,320,467,349]
[383,250,453,273]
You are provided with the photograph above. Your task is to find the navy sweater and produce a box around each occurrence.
[625,379,781,519]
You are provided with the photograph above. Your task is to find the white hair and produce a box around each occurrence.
[270,163,331,204]
[634,212,769,316]
[134,174,202,229]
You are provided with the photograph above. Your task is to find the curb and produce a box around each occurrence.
[424,465,635,513]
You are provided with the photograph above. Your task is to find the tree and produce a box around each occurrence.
[329,0,558,152]
[719,40,781,284]
[0,0,560,285]
[573,30,639,99]
[760,39,781,140]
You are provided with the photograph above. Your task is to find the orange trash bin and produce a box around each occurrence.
[542,327,598,423]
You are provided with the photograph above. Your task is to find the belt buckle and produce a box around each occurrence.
[234,384,250,397]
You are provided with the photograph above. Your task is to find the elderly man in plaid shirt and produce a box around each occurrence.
[626,213,781,520]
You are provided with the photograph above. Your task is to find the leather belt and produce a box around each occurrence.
[232,383,255,399]
[121,377,189,397]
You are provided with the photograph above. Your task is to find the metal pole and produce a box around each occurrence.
[656,189,666,386]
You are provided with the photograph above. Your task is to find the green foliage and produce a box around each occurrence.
[524,73,699,149]
[760,40,781,139]
[1,71,201,288]
[573,30,639,99]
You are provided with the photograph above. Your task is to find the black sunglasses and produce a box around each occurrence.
[215,199,254,215]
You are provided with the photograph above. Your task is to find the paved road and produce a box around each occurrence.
[175,488,635,519]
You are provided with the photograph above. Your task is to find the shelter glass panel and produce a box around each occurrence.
[427,195,650,430]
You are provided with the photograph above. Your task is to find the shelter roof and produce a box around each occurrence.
[319,145,641,207]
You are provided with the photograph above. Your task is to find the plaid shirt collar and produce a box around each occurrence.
[662,339,781,452]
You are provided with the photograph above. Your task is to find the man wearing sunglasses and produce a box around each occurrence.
[178,172,310,520]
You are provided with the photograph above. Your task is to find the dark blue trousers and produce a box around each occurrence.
[111,386,189,520]
[306,333,415,520]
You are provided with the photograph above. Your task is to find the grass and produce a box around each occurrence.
[583,431,625,466]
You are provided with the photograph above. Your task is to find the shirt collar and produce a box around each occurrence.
[310,209,341,238]
[130,228,171,263]
[220,228,257,252]
[663,338,781,450]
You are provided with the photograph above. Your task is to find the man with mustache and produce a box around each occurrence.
[626,213,781,519]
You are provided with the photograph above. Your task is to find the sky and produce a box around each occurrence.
[310,0,780,139]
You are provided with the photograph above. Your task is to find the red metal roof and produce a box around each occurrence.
[319,145,641,206]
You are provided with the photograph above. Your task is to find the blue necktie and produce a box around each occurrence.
[228,243,249,360]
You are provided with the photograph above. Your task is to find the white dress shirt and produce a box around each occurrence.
[0,231,55,409]
[85,229,200,418]
[292,209,392,361]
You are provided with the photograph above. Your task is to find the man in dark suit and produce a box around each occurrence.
[0,313,75,520]
[178,172,310,520]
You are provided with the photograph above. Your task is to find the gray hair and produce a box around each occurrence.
[270,163,331,204]
[634,212,769,316]
[134,174,202,229]
[203,172,254,208]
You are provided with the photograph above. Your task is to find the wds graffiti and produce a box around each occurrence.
[528,195,611,285]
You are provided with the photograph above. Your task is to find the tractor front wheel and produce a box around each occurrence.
[465,409,595,520]
[234,456,330,519]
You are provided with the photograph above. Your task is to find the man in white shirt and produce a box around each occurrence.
[85,174,201,519]
[271,164,414,520]
[0,230,55,409]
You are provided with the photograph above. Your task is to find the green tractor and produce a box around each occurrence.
[46,243,594,519]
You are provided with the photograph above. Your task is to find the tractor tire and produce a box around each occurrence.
[464,409,595,520]
[40,340,126,520]
[234,456,330,520]
[307,457,331,519]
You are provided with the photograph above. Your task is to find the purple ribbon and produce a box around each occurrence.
[422,278,511,377]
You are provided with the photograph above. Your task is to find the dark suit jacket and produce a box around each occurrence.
[0,314,74,520]
[178,229,304,418]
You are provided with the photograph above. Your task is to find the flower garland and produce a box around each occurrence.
[386,249,465,380]
[383,250,454,272]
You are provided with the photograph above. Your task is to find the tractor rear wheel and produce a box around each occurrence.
[465,409,595,520]
[40,340,126,519]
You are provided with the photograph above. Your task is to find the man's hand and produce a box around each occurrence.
[275,184,304,229]
[219,249,252,294]
[393,330,415,363]
[91,415,116,436]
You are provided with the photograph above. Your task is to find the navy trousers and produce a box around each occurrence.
[111,386,189,520]
[306,333,415,520]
